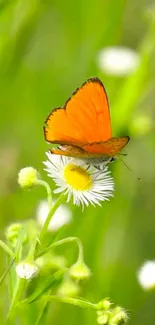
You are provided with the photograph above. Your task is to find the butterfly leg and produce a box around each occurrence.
[109,156,117,163]
[85,164,91,171]
[94,165,102,170]
[92,156,116,174]
[68,158,91,172]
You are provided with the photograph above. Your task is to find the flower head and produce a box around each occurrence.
[44,153,114,208]
[97,311,110,325]
[97,298,112,311]
[16,260,40,280]
[109,306,128,325]
[96,304,128,325]
[97,46,140,76]
[5,223,27,247]
[36,199,72,231]
[18,167,38,189]
[137,260,155,290]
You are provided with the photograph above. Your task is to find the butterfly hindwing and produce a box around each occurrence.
[82,136,130,156]
[50,137,129,158]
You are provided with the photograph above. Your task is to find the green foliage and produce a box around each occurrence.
[0,0,155,324]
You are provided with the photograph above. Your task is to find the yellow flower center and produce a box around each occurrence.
[63,164,93,191]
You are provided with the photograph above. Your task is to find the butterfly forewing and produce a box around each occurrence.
[44,77,111,145]
[65,78,111,142]
[44,107,86,145]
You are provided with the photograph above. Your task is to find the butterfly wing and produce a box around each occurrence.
[44,77,111,145]
[50,137,129,158]
[82,136,130,156]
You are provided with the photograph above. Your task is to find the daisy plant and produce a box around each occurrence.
[0,152,128,325]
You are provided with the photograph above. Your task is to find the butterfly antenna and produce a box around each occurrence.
[119,152,128,156]
[117,155,142,181]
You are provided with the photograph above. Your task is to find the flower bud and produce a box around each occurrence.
[97,298,111,310]
[97,311,111,325]
[130,115,152,136]
[18,167,38,189]
[16,261,40,280]
[5,223,27,247]
[109,307,128,325]
[57,278,80,297]
[69,260,91,281]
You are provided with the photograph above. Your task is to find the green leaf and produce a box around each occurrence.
[20,268,67,305]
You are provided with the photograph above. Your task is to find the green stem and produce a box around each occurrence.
[76,238,84,262]
[42,295,97,310]
[35,300,48,325]
[36,237,83,258]
[36,179,52,207]
[14,227,25,262]
[0,240,14,258]
[38,193,65,244]
[7,278,26,321]
[7,255,14,300]
[34,290,52,325]
[0,258,15,287]
[27,238,38,260]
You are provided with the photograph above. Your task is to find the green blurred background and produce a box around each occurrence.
[1,0,155,324]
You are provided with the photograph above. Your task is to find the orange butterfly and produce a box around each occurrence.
[44,77,129,166]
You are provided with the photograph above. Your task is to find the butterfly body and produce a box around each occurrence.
[44,77,129,165]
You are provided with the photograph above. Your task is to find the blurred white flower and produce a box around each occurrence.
[36,199,72,232]
[97,46,140,76]
[16,261,39,280]
[137,260,155,290]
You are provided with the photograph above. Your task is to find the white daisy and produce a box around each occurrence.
[97,46,140,76]
[137,261,155,290]
[43,152,114,209]
[36,199,72,231]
